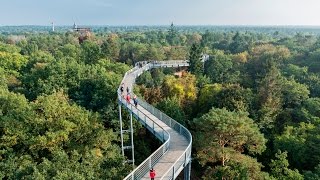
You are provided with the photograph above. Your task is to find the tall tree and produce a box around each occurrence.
[188,43,203,77]
[167,22,178,45]
[257,66,283,133]
[194,108,266,179]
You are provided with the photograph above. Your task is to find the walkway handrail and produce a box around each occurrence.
[120,61,192,180]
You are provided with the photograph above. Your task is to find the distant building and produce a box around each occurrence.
[72,22,92,43]
[73,22,91,33]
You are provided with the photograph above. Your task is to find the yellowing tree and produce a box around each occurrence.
[161,72,197,106]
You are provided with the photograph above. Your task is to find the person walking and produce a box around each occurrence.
[126,87,130,94]
[120,83,124,94]
[126,94,131,103]
[133,95,138,107]
[149,168,155,180]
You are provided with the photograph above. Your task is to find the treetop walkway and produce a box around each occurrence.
[118,60,192,180]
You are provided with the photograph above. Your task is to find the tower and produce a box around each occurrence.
[51,22,55,32]
[73,22,77,31]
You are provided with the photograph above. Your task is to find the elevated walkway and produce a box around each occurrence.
[118,60,192,180]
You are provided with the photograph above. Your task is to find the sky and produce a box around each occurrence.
[1,0,320,26]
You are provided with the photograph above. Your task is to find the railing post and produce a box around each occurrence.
[162,130,165,142]
[185,152,187,165]
[149,158,152,169]
[153,122,155,134]
[163,143,166,154]
[172,166,175,179]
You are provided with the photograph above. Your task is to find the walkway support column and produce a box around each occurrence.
[130,112,135,167]
[184,161,191,180]
[119,103,124,156]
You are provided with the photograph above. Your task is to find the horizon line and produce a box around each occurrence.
[2,24,320,27]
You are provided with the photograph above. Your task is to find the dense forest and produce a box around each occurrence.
[1,24,320,179]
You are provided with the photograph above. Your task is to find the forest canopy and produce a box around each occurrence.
[1,25,320,179]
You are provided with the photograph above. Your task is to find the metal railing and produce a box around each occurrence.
[120,61,192,180]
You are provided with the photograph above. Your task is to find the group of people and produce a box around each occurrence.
[120,83,138,107]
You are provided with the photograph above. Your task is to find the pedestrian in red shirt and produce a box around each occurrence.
[149,168,155,180]
[126,94,131,103]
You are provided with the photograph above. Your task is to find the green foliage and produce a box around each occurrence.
[136,68,166,88]
[4,26,320,179]
[188,43,203,77]
[197,83,254,116]
[304,164,320,180]
[80,40,101,64]
[203,155,267,180]
[194,108,266,179]
[0,90,128,179]
[119,41,147,64]
[167,23,179,45]
[269,150,304,180]
[274,122,320,171]
[0,67,7,88]
[282,77,310,108]
[0,51,27,74]
[21,59,127,113]
[204,50,240,83]
[55,43,80,60]
[297,98,320,123]
[257,66,283,132]
[156,96,186,125]
[197,83,223,115]
[23,41,39,55]
[136,71,154,87]
[144,44,165,60]
[214,84,254,113]
[247,44,290,82]
[101,34,120,61]
[229,32,250,54]
[0,42,21,53]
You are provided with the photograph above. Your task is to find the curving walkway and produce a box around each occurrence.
[118,61,192,180]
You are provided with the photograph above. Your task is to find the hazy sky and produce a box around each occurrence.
[1,0,320,26]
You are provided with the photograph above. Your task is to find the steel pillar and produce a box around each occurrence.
[184,161,191,180]
[119,103,124,156]
[130,112,135,167]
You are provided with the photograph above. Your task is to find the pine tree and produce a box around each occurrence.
[188,43,203,77]
[167,22,178,45]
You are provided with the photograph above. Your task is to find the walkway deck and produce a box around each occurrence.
[120,61,192,180]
